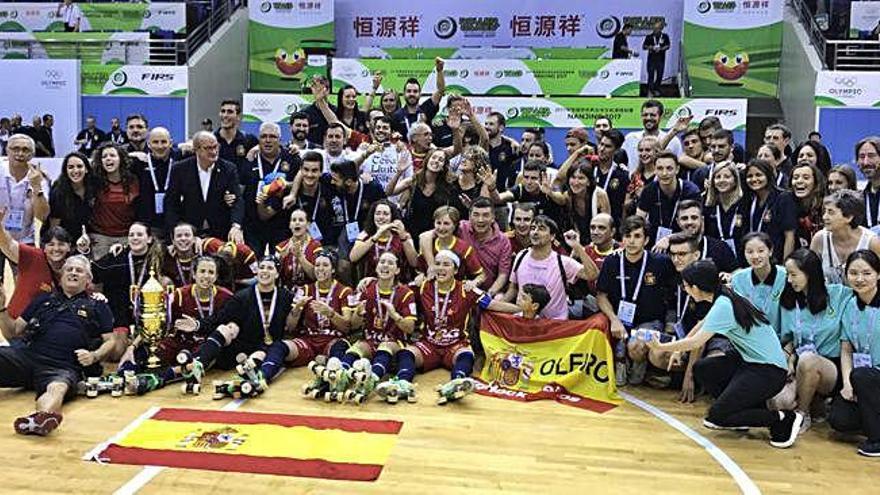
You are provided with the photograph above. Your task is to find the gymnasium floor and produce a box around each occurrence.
[0,366,874,495]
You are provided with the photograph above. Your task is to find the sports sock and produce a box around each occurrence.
[260,342,289,382]
[196,330,227,364]
[372,350,392,378]
[451,351,475,380]
[328,340,348,360]
[397,349,416,382]
[341,351,359,369]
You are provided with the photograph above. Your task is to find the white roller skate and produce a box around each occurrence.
[436,377,476,405]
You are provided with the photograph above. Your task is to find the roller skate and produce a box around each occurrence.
[322,357,351,403]
[78,375,122,398]
[123,371,163,396]
[301,356,330,399]
[375,377,417,404]
[436,377,476,405]
[344,358,379,405]
[177,350,205,395]
[212,379,244,400]
[235,353,268,396]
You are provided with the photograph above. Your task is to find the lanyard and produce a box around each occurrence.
[595,163,617,190]
[656,179,681,228]
[175,257,192,285]
[866,188,880,227]
[298,187,322,220]
[343,180,364,223]
[375,285,395,327]
[750,196,767,232]
[128,251,148,287]
[676,286,690,324]
[193,286,215,319]
[700,237,709,259]
[316,281,337,307]
[434,283,452,328]
[794,301,817,345]
[852,305,880,353]
[146,155,172,193]
[255,154,280,181]
[619,252,649,302]
[255,287,278,341]
[716,203,738,241]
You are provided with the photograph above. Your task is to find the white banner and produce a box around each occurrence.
[102,65,188,96]
[850,2,880,37]
[249,0,334,28]
[0,3,186,33]
[684,0,783,29]
[243,93,314,124]
[0,60,80,157]
[815,70,880,107]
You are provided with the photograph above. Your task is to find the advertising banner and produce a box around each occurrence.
[849,2,880,39]
[81,64,188,96]
[0,32,149,65]
[477,312,621,412]
[243,92,748,132]
[357,47,610,60]
[331,58,641,96]
[249,0,334,92]
[683,0,784,97]
[335,0,684,80]
[0,59,80,156]
[815,70,880,107]
[0,3,187,33]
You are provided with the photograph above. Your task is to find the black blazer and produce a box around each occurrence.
[164,156,244,239]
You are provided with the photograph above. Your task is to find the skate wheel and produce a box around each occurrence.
[240,381,254,396]
[181,383,189,394]
[111,390,122,398]
[192,384,201,395]
[87,391,98,399]
[176,351,191,365]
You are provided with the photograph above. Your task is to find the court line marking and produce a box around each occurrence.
[620,392,761,495]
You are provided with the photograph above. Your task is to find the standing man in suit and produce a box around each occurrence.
[164,131,244,244]
[642,20,670,97]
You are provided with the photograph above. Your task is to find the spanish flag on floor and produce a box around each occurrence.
[85,408,402,481]
[477,312,622,413]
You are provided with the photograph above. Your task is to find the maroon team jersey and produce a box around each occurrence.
[584,242,618,293]
[275,236,323,289]
[162,253,196,287]
[355,232,409,280]
[171,284,234,328]
[417,279,479,347]
[355,280,416,345]
[299,281,353,339]
[418,236,483,281]
[201,237,258,282]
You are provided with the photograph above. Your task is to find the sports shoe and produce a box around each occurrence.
[769,411,804,448]
[702,418,750,431]
[614,360,627,387]
[628,360,647,385]
[857,440,880,457]
[14,411,62,436]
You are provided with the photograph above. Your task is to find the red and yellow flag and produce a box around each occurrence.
[477,312,621,412]
[88,408,402,481]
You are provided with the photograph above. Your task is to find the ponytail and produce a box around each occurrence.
[719,285,769,332]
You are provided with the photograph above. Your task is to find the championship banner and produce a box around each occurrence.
[683,0,783,97]
[0,32,149,65]
[477,313,621,412]
[331,58,641,97]
[0,2,187,34]
[814,70,880,107]
[335,0,683,82]
[358,47,610,60]
[81,64,188,96]
[249,0,334,92]
[849,2,880,39]
[85,408,403,482]
[242,93,748,132]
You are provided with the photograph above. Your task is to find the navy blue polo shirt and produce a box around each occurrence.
[215,129,258,170]
[637,179,701,242]
[745,189,798,263]
[596,251,676,326]
[594,163,630,224]
[673,283,712,334]
[21,291,114,369]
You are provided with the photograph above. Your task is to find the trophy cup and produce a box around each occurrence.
[131,269,173,370]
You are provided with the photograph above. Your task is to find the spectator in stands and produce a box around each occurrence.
[164,131,244,244]
[0,134,50,246]
[124,114,149,154]
[643,20,670,97]
[201,118,213,132]
[391,58,446,138]
[27,116,51,158]
[56,0,82,33]
[0,117,10,156]
[612,23,636,59]
[107,117,126,146]
[215,100,257,169]
[89,143,141,260]
[48,152,94,239]
[623,100,682,175]
[75,116,105,157]
[827,165,858,194]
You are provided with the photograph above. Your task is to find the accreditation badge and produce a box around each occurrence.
[236,144,246,157]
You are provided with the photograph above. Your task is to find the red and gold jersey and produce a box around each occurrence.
[584,242,618,293]
[171,284,234,325]
[299,280,353,338]
[417,279,479,347]
[356,232,408,280]
[201,237,258,281]
[355,280,416,345]
[418,236,483,281]
[275,236,322,289]
[161,252,196,287]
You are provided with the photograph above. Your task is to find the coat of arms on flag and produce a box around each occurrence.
[84,408,403,481]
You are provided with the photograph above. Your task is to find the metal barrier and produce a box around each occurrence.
[790,0,880,70]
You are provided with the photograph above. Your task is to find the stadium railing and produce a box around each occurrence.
[790,0,880,70]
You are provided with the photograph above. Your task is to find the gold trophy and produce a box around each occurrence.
[130,269,173,370]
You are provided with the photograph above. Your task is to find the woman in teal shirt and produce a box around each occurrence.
[730,232,786,334]
[829,250,880,457]
[647,260,803,449]
[776,249,851,432]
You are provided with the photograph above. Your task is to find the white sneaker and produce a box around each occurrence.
[628,360,647,385]
[703,418,749,431]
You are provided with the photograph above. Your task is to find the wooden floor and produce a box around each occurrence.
[0,366,875,495]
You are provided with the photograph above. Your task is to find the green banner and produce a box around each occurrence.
[0,32,149,65]
[248,1,335,92]
[358,47,609,60]
[0,3,186,34]
[331,58,640,97]
[81,64,188,96]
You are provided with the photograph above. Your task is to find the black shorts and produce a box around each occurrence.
[0,347,80,401]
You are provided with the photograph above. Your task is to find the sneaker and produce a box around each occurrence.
[614,360,628,387]
[14,411,62,436]
[702,418,749,431]
[857,440,880,457]
[770,411,804,448]
[628,360,647,385]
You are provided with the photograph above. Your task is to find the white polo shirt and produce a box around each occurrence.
[0,160,51,244]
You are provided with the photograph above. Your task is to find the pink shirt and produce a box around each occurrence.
[510,250,582,320]
[458,220,511,290]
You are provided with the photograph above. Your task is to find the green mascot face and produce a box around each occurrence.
[274,47,307,76]
[713,50,750,81]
